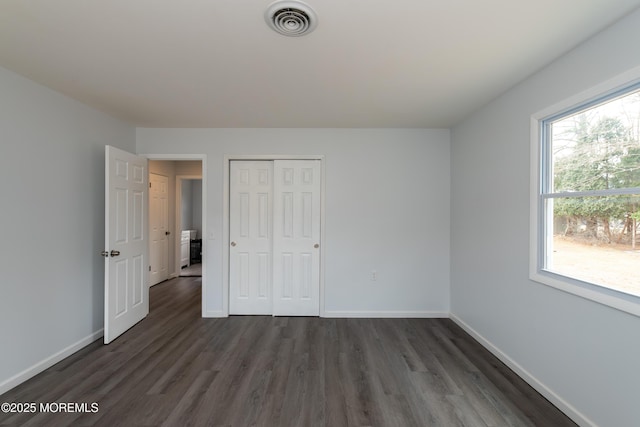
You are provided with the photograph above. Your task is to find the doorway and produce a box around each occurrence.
[147,159,204,282]
[177,177,203,277]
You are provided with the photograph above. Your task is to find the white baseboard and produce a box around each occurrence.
[203,310,227,318]
[150,274,179,287]
[449,313,594,427]
[0,329,104,396]
[201,310,446,318]
[323,310,448,318]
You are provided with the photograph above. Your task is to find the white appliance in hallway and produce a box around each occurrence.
[180,230,189,268]
[181,230,198,268]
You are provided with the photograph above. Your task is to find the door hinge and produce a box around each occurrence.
[149,266,151,271]
[149,182,152,188]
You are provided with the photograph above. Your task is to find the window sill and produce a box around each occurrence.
[530,269,640,317]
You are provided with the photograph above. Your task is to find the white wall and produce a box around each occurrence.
[175,160,202,177]
[179,179,203,237]
[191,180,202,237]
[181,179,193,230]
[137,128,451,317]
[450,8,640,427]
[0,66,135,393]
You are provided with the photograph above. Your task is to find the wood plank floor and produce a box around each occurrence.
[0,277,576,426]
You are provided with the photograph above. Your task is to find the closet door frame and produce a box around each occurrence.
[222,154,325,317]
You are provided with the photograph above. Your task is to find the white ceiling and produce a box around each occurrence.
[1,0,639,128]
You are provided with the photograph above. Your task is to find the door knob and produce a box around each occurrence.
[100,250,109,257]
[165,231,171,236]
[230,241,236,247]
[110,250,121,257]
[314,243,319,248]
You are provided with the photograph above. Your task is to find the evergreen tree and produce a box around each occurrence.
[553,115,640,241]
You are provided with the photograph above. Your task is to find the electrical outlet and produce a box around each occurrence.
[371,270,377,281]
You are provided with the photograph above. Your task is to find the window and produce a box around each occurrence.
[531,71,640,316]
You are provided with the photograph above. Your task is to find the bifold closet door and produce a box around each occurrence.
[229,159,321,316]
[272,160,321,316]
[229,161,273,315]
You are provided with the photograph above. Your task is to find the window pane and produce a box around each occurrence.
[545,195,640,297]
[551,89,640,193]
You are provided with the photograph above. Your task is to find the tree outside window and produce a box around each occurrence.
[543,89,640,297]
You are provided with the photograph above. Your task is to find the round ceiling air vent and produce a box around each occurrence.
[265,1,318,37]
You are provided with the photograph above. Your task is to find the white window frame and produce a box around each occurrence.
[530,65,640,317]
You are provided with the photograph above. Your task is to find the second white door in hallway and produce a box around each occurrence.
[229,160,321,316]
[149,173,169,286]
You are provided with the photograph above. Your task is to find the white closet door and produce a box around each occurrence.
[273,160,321,316]
[229,161,273,315]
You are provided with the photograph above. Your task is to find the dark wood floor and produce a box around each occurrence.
[0,277,575,426]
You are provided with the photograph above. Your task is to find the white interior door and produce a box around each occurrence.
[229,161,273,314]
[273,160,321,316]
[104,146,149,344]
[149,173,169,286]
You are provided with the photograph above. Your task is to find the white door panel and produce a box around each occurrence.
[149,173,169,286]
[105,146,149,344]
[228,159,321,316]
[273,160,321,316]
[229,161,273,314]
